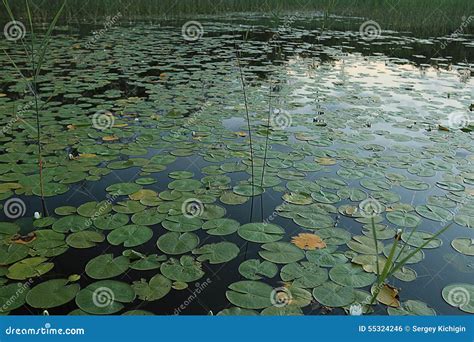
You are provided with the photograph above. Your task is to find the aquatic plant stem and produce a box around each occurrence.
[260,80,272,221]
[236,49,255,222]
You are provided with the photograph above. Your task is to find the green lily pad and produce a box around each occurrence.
[451,238,474,256]
[162,216,202,232]
[400,180,430,191]
[329,263,377,288]
[239,259,278,280]
[107,225,153,247]
[93,213,129,230]
[233,184,264,197]
[157,232,199,255]
[0,282,30,312]
[193,242,239,264]
[132,274,171,301]
[442,283,474,313]
[226,281,273,309]
[26,279,80,309]
[238,223,284,243]
[85,254,129,279]
[259,242,305,264]
[160,255,204,282]
[76,280,135,314]
[386,211,421,227]
[168,179,202,191]
[312,282,355,307]
[7,257,54,280]
[131,209,166,226]
[401,231,442,249]
[52,215,92,233]
[387,300,436,315]
[281,262,328,288]
[66,231,105,248]
[0,243,29,265]
[202,218,240,236]
[77,201,113,217]
[415,205,453,222]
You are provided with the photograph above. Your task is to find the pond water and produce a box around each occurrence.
[0,13,473,316]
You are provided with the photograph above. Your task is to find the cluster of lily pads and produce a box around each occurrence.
[0,18,473,316]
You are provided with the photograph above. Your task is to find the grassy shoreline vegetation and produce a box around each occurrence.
[1,0,473,35]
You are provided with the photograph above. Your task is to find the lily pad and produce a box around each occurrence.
[259,242,305,264]
[107,225,153,247]
[76,280,135,314]
[85,254,129,279]
[26,279,80,309]
[312,282,355,307]
[193,242,239,264]
[226,281,273,309]
[160,256,204,282]
[157,232,199,255]
[132,274,172,301]
[239,259,278,280]
[202,218,240,236]
[441,283,474,313]
[329,263,377,288]
[238,223,284,243]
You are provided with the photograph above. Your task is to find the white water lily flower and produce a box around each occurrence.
[396,228,403,235]
[34,212,41,220]
[349,303,363,316]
